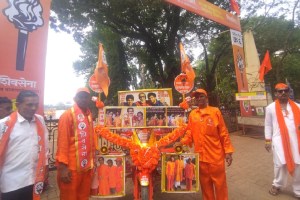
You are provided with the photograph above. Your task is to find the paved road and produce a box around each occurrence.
[42,132,297,200]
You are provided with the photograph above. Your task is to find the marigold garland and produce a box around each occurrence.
[95,125,187,173]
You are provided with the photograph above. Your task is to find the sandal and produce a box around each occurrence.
[269,186,280,196]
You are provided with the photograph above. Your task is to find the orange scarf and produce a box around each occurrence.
[275,99,300,175]
[71,104,94,171]
[0,111,46,200]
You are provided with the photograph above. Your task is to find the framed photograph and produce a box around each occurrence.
[166,107,186,126]
[118,88,173,106]
[161,153,199,193]
[146,107,167,127]
[255,107,264,116]
[104,107,145,128]
[90,154,126,198]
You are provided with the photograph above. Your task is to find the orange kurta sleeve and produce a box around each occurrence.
[56,109,73,166]
[216,109,234,154]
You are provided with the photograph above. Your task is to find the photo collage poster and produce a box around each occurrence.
[118,88,173,107]
[161,153,199,193]
[90,154,126,198]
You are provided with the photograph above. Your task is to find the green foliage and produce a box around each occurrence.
[50,0,300,108]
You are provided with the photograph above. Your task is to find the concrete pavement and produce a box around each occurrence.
[41,132,297,200]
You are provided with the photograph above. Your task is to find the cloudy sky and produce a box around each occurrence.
[44,29,85,105]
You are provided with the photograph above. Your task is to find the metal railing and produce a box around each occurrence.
[45,118,58,171]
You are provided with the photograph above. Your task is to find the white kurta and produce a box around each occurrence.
[265,102,300,166]
[0,113,49,193]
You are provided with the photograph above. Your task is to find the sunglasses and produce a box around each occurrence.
[276,89,289,94]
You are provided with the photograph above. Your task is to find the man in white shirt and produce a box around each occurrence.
[0,90,48,200]
[265,83,300,198]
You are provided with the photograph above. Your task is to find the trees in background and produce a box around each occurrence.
[50,0,300,107]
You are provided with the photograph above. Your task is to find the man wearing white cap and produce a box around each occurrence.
[265,83,300,198]
[180,88,234,200]
[56,88,98,200]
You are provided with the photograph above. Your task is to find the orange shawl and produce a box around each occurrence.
[275,99,300,175]
[0,112,46,200]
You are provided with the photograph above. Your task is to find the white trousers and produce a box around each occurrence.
[174,181,181,187]
[273,164,300,197]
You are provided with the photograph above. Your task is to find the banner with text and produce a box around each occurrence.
[0,0,52,114]
[230,29,252,117]
[165,0,241,31]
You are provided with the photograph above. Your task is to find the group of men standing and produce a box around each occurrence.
[0,82,299,200]
[165,155,195,191]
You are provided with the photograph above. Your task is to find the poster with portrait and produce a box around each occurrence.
[104,106,145,128]
[90,154,126,198]
[146,107,167,127]
[166,107,186,126]
[161,153,199,193]
[118,88,173,106]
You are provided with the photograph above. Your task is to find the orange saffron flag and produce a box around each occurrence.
[258,50,272,82]
[230,0,241,15]
[179,42,195,81]
[94,43,110,96]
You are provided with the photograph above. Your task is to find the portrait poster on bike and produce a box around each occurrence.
[90,154,126,198]
[103,106,187,129]
[118,88,173,106]
[161,153,199,193]
[104,106,145,128]
[146,107,167,127]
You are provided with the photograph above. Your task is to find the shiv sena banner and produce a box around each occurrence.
[0,0,52,114]
[230,29,252,117]
[165,0,241,31]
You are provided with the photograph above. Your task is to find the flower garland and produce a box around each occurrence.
[95,125,187,173]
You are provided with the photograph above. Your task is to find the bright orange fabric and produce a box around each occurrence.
[275,99,300,175]
[199,162,228,200]
[0,112,46,200]
[56,106,97,199]
[175,159,184,182]
[116,165,124,193]
[181,106,233,199]
[166,161,175,191]
[56,108,97,170]
[184,163,195,191]
[181,106,234,164]
[57,170,92,200]
[97,164,110,195]
[108,165,117,188]
[259,50,272,82]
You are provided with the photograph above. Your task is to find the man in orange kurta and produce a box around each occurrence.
[56,88,98,200]
[107,159,117,194]
[115,158,124,193]
[181,89,234,200]
[184,158,195,191]
[97,157,110,195]
[174,155,184,190]
[166,156,175,191]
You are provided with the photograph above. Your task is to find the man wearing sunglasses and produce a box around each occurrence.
[180,88,234,200]
[265,83,300,198]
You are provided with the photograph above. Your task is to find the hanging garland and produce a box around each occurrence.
[95,125,187,173]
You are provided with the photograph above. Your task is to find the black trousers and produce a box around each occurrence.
[2,185,33,200]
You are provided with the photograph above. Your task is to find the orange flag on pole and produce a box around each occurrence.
[258,50,272,82]
[94,43,110,96]
[179,42,195,81]
[230,0,241,15]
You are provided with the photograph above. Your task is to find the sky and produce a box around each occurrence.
[44,29,85,105]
